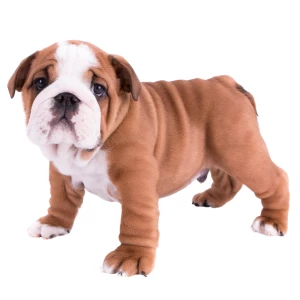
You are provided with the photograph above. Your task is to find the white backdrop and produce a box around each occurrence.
[0,1,299,299]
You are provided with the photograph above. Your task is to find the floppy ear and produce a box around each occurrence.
[109,54,141,101]
[7,51,38,98]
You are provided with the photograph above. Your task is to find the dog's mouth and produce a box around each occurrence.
[49,115,74,129]
[27,97,101,158]
[40,139,102,163]
[41,117,101,153]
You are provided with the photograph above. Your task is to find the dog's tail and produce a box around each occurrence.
[215,76,258,116]
[236,83,258,116]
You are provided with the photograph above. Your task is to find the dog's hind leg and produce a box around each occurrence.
[226,159,289,236]
[192,167,242,208]
[250,166,289,236]
[210,126,289,236]
[200,77,289,236]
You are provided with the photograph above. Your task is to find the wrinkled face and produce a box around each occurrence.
[8,41,141,164]
[29,42,102,152]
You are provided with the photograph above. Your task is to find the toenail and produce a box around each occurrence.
[203,200,210,207]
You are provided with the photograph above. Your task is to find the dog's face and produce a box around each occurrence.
[8,41,141,164]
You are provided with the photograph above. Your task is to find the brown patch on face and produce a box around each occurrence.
[79,42,142,145]
[8,43,59,123]
[47,64,57,83]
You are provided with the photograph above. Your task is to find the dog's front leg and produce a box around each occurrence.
[28,162,85,239]
[103,155,159,277]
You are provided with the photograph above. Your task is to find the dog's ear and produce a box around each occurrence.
[109,54,141,101]
[8,51,38,98]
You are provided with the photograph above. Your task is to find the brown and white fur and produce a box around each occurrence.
[8,40,289,277]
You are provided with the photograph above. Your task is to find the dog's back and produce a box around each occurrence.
[137,77,257,196]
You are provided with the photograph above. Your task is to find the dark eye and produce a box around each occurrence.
[34,77,48,90]
[92,83,106,97]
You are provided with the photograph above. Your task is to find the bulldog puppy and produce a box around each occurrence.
[8,41,289,277]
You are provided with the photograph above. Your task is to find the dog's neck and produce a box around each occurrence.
[40,144,100,168]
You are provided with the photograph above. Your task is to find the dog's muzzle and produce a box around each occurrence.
[51,92,81,125]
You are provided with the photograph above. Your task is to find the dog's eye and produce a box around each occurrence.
[92,83,106,97]
[34,77,48,90]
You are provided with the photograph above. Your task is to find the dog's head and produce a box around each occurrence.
[8,41,141,164]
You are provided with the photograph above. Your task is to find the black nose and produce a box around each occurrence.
[54,93,80,105]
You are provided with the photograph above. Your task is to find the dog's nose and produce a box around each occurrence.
[54,92,80,106]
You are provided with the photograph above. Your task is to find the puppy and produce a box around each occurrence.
[8,41,289,276]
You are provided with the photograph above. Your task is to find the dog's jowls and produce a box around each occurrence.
[8,41,289,276]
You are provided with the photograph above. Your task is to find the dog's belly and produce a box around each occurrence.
[157,167,208,197]
[53,148,119,202]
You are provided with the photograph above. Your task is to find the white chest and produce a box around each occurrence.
[52,148,119,203]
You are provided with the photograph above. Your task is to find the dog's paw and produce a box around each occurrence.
[27,221,70,239]
[251,217,284,236]
[192,192,214,208]
[102,244,155,277]
[192,189,231,208]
